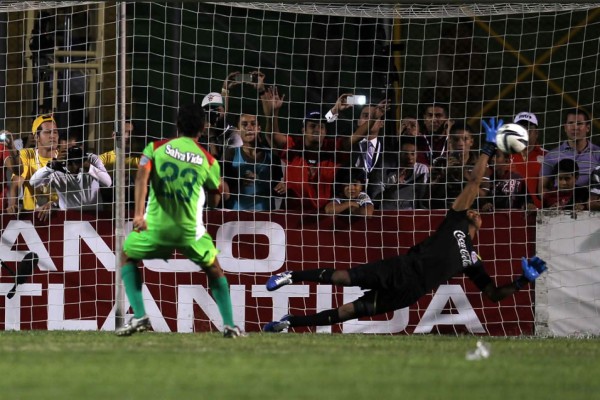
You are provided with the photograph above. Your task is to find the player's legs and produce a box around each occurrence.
[265,258,422,332]
[265,288,406,332]
[121,231,172,317]
[116,253,152,336]
[202,257,236,329]
[183,233,240,335]
[266,268,351,291]
[117,230,171,336]
[120,254,146,319]
[292,269,351,285]
[282,289,380,329]
[266,256,407,292]
[272,256,406,290]
[264,298,361,332]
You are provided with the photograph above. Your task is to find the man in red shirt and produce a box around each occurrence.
[509,112,546,208]
[260,90,375,212]
[282,111,351,212]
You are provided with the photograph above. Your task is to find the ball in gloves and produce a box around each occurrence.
[495,123,529,154]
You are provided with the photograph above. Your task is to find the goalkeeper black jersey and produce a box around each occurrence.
[407,208,492,292]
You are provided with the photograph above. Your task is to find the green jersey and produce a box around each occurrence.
[141,136,220,244]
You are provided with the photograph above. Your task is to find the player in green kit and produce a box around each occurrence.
[117,103,244,338]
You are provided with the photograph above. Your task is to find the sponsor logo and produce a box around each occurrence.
[165,144,204,165]
[453,230,472,267]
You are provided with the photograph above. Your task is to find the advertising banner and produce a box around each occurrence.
[0,210,535,335]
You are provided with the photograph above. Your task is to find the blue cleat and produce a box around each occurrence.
[263,315,291,333]
[266,271,293,291]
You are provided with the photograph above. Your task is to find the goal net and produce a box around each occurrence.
[0,2,598,336]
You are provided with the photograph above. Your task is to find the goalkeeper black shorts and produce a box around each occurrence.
[348,255,426,314]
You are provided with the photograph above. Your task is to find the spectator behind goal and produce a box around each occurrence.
[324,167,374,216]
[542,158,589,211]
[30,146,112,210]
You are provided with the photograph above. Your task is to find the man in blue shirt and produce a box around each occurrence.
[540,108,600,197]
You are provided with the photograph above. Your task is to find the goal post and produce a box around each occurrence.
[0,1,598,336]
[123,2,600,335]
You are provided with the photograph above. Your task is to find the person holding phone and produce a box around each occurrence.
[30,146,112,210]
[324,94,391,186]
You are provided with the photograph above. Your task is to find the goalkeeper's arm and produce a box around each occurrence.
[482,256,548,302]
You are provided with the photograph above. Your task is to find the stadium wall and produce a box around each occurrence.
[535,212,600,337]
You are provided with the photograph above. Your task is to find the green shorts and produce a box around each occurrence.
[123,230,219,267]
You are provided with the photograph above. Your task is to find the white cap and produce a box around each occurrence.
[201,92,224,108]
[514,112,538,127]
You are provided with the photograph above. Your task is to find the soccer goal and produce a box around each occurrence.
[0,1,598,336]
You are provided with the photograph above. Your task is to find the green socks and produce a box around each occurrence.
[209,276,235,327]
[122,263,235,327]
[121,263,146,318]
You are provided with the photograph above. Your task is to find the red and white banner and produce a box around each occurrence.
[0,210,536,335]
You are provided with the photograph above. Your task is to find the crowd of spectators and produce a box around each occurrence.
[2,72,599,218]
[0,113,136,219]
[202,71,600,215]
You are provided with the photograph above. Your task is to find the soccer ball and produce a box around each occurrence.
[495,123,529,154]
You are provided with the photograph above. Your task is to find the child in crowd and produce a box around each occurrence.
[542,158,588,211]
[324,167,374,216]
[480,149,529,211]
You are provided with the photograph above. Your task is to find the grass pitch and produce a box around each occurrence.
[0,331,598,400]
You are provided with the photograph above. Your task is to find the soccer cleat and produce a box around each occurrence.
[223,325,247,338]
[266,271,293,291]
[263,315,291,333]
[116,315,151,337]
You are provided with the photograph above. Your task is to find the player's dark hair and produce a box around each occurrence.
[177,103,205,138]
[553,158,579,177]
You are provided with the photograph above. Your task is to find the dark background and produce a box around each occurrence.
[127,3,600,147]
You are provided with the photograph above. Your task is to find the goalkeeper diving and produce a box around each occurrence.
[264,118,548,332]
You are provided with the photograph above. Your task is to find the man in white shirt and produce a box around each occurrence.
[30,147,112,210]
[369,137,430,210]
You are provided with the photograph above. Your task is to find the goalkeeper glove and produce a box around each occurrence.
[528,256,548,274]
[480,117,504,157]
[515,256,548,289]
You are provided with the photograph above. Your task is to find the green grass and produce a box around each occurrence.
[0,331,598,400]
